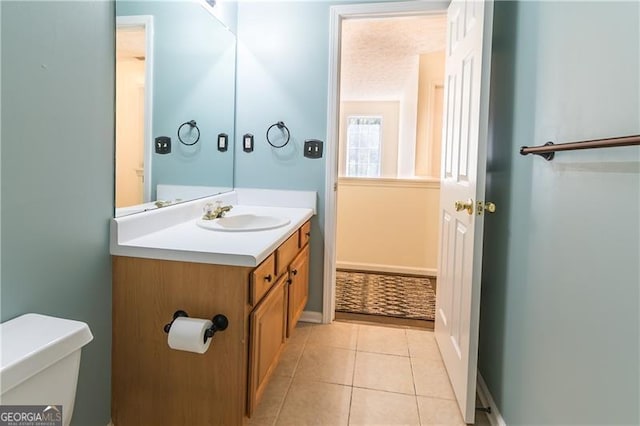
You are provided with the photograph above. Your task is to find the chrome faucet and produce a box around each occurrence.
[202,201,233,220]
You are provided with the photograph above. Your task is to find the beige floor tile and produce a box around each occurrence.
[307,321,358,350]
[250,375,292,423]
[411,358,455,400]
[276,379,351,426]
[417,396,465,426]
[288,323,312,345]
[273,342,305,378]
[357,324,409,356]
[349,387,420,426]
[406,329,441,360]
[295,344,356,385]
[353,352,414,394]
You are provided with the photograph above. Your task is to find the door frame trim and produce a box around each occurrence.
[322,0,450,324]
[116,15,154,203]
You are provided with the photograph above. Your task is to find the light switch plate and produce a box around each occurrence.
[155,136,171,154]
[218,133,228,152]
[243,133,254,152]
[304,139,323,159]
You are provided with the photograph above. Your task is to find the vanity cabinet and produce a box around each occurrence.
[112,220,311,426]
[247,274,287,415]
[246,221,311,416]
[287,244,309,337]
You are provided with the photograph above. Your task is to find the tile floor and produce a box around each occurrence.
[249,321,491,426]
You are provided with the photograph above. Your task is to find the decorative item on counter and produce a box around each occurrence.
[266,121,290,148]
[154,199,183,208]
[202,200,233,220]
[177,120,201,146]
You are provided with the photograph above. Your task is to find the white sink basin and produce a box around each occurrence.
[196,214,291,232]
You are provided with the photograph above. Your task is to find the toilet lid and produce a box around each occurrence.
[0,313,93,394]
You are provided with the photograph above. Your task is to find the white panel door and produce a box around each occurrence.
[435,0,493,423]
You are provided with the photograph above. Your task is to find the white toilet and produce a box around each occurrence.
[0,313,93,426]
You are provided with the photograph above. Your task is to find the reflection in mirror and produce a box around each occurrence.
[115,0,236,217]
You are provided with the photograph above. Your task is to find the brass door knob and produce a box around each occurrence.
[476,201,497,215]
[454,199,474,215]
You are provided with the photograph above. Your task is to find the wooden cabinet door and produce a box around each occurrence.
[248,275,287,416]
[287,244,309,337]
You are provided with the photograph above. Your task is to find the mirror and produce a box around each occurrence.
[115,0,236,217]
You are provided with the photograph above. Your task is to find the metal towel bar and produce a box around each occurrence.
[520,134,640,161]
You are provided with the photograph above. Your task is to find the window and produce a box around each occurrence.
[345,116,382,177]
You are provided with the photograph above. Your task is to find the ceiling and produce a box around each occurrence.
[340,15,447,101]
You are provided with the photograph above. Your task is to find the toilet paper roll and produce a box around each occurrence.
[167,317,213,354]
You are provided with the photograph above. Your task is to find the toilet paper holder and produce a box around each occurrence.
[163,310,229,343]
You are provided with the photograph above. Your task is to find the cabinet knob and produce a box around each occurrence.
[287,279,292,285]
[291,269,298,276]
[264,274,272,282]
[305,232,310,237]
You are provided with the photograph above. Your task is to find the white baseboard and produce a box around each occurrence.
[337,261,436,277]
[477,372,506,426]
[299,310,323,324]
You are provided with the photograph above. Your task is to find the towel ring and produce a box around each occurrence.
[178,120,201,146]
[266,121,290,148]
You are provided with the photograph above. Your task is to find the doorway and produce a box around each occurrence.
[331,12,447,329]
[324,1,495,422]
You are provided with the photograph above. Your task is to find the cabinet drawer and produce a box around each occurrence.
[251,253,276,306]
[299,221,311,248]
[276,232,299,277]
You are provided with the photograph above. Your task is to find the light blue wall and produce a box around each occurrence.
[479,1,639,424]
[0,1,114,425]
[117,1,236,199]
[213,0,238,34]
[3,2,633,425]
[235,1,332,312]
[235,0,413,312]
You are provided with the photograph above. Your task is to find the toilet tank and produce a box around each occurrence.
[0,314,93,426]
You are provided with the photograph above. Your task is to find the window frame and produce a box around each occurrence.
[344,115,384,178]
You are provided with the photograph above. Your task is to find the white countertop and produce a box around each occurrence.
[110,189,316,267]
